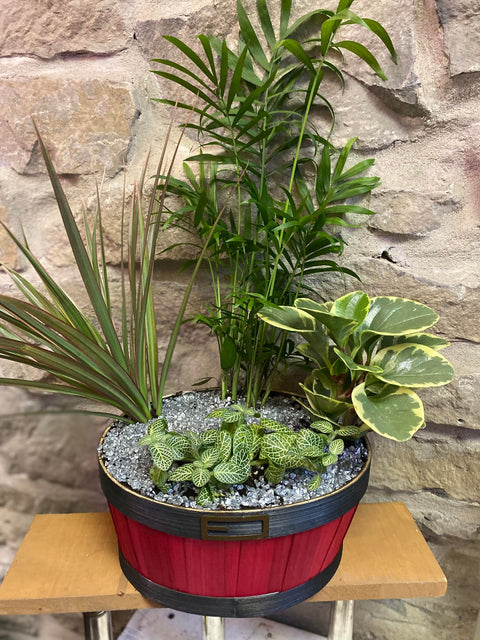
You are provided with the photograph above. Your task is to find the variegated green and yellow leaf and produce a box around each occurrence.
[296,340,328,369]
[148,417,168,437]
[379,333,450,351]
[199,428,219,445]
[330,290,370,323]
[308,473,322,491]
[220,410,244,423]
[307,368,337,395]
[371,343,455,388]
[300,381,353,418]
[150,467,168,490]
[196,485,214,506]
[297,429,325,456]
[360,296,439,336]
[259,418,293,433]
[334,348,383,374]
[295,298,358,347]
[207,408,231,419]
[322,452,338,466]
[257,305,316,333]
[233,446,250,471]
[329,438,344,455]
[164,433,192,459]
[283,446,304,468]
[352,382,424,441]
[310,419,334,434]
[335,425,361,437]
[138,433,156,447]
[250,428,262,456]
[233,425,254,453]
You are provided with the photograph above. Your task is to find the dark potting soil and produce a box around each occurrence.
[99,390,368,510]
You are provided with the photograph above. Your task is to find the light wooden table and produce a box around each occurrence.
[0,502,446,640]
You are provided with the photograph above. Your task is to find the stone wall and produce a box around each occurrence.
[0,1,479,639]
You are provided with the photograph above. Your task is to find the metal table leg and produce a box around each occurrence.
[83,611,113,640]
[329,600,354,640]
[474,608,480,640]
[202,616,225,640]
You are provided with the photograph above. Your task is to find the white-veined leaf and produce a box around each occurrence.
[149,442,175,471]
[192,466,212,487]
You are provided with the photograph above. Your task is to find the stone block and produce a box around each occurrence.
[354,594,476,640]
[0,202,18,269]
[139,0,422,147]
[0,0,129,58]
[368,425,480,502]
[333,259,480,344]
[368,189,460,236]
[3,408,106,491]
[0,78,136,176]
[353,486,480,639]
[83,171,200,265]
[314,76,419,150]
[337,0,424,114]
[437,0,480,76]
[366,486,480,541]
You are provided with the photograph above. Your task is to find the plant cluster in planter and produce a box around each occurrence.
[0,0,455,619]
[130,290,453,509]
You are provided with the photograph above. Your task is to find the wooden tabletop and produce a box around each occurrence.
[0,502,446,615]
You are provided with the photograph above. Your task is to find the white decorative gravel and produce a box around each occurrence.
[99,391,368,510]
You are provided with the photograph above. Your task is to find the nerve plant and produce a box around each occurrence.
[258,291,455,441]
[153,0,397,405]
[139,403,353,505]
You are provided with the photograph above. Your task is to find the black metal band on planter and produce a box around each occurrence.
[98,429,370,541]
[118,547,343,617]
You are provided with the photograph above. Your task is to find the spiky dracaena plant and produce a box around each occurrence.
[0,122,236,423]
[259,291,455,441]
[153,0,397,405]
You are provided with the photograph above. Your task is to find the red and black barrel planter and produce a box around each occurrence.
[98,432,370,617]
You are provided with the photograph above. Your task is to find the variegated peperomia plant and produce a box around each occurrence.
[258,291,454,442]
[139,405,352,506]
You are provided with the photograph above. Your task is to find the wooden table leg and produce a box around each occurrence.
[83,611,113,640]
[328,600,354,640]
[202,616,225,640]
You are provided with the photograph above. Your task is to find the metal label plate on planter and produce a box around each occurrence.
[200,514,270,540]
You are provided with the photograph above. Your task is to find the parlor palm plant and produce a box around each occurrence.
[153,0,397,406]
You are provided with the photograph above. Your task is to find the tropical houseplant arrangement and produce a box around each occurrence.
[0,0,453,619]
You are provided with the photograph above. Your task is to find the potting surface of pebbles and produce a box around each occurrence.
[118,608,327,640]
